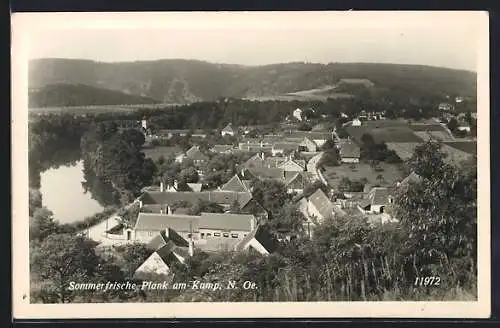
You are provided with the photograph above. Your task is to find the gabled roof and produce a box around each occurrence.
[220,175,250,192]
[236,225,279,254]
[367,187,393,206]
[200,212,254,231]
[140,190,254,208]
[222,123,234,132]
[339,140,361,158]
[243,155,286,169]
[185,146,209,161]
[211,144,235,153]
[308,189,334,219]
[272,142,299,151]
[243,167,285,180]
[147,227,190,251]
[134,213,199,232]
[284,131,333,140]
[278,159,306,171]
[399,172,423,188]
[284,171,305,186]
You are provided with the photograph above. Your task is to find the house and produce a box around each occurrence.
[299,137,318,152]
[357,187,394,215]
[175,145,209,165]
[133,212,256,244]
[221,123,235,137]
[242,152,286,169]
[284,131,333,148]
[240,167,307,194]
[457,121,471,132]
[438,103,454,112]
[235,225,279,256]
[141,119,148,130]
[304,189,335,223]
[278,158,306,172]
[339,140,361,164]
[351,118,362,126]
[220,174,252,192]
[159,180,204,193]
[210,144,235,154]
[271,142,299,156]
[293,108,303,121]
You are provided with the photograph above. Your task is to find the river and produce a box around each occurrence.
[40,160,104,224]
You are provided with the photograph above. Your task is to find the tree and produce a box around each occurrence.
[30,207,59,242]
[447,118,459,133]
[269,204,306,235]
[376,174,385,185]
[321,139,337,151]
[120,128,146,148]
[321,149,340,166]
[298,122,312,131]
[30,234,100,303]
[251,179,289,215]
[406,140,446,179]
[115,243,152,279]
[29,189,43,216]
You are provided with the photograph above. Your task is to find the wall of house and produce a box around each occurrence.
[198,228,249,240]
[341,157,360,164]
[307,202,325,223]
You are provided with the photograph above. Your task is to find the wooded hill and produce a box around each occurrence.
[29,58,477,106]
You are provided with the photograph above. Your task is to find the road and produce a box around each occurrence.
[306,151,327,185]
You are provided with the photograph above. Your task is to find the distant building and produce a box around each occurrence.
[339,140,361,164]
[299,137,319,152]
[357,187,394,215]
[293,108,303,121]
[457,121,471,133]
[271,142,299,156]
[438,102,454,112]
[351,118,362,126]
[175,145,209,165]
[221,123,235,137]
[210,144,235,154]
[220,174,252,193]
[141,119,148,130]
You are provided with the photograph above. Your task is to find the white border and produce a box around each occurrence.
[12,11,491,319]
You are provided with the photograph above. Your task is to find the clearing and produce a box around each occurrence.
[321,162,405,189]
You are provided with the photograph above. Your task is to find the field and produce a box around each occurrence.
[444,141,477,154]
[345,125,423,144]
[245,85,354,102]
[28,103,180,115]
[142,146,182,161]
[322,162,405,188]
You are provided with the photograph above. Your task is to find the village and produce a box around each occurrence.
[79,99,477,280]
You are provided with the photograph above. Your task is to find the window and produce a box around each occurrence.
[206,233,212,237]
[187,233,192,238]
[231,233,239,238]
[214,233,221,237]
[148,231,153,236]
[201,233,205,239]
[223,233,229,238]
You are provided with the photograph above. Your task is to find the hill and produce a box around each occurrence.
[29,83,160,108]
[29,58,477,106]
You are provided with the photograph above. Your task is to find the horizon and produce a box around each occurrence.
[29,57,477,74]
[16,11,483,72]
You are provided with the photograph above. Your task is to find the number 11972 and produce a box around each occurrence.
[414,276,440,286]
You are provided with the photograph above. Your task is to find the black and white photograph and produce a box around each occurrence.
[12,11,490,318]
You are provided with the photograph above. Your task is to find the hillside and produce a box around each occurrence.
[29,83,160,108]
[29,58,477,106]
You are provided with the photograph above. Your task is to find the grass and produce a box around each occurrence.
[322,162,405,188]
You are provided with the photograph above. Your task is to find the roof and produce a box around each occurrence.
[147,228,190,251]
[367,187,393,206]
[399,172,423,188]
[272,142,299,151]
[243,167,285,180]
[140,190,253,208]
[444,141,477,154]
[197,238,241,253]
[339,140,361,158]
[156,246,186,267]
[284,171,305,186]
[185,146,209,161]
[236,225,279,254]
[199,212,254,231]
[308,189,334,219]
[211,144,235,153]
[284,131,333,140]
[220,175,250,192]
[278,159,306,171]
[243,154,286,169]
[135,212,254,233]
[222,123,234,132]
[134,213,199,232]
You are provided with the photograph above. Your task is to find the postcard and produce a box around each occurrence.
[12,11,490,319]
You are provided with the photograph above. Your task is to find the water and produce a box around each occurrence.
[40,160,104,224]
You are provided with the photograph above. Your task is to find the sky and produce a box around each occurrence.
[14,11,486,71]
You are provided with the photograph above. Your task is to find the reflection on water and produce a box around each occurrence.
[40,160,104,224]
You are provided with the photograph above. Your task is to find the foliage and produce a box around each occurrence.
[337,177,366,192]
[251,179,289,215]
[188,200,225,216]
[360,133,401,163]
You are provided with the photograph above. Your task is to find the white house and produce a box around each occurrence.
[221,123,235,136]
[357,187,394,215]
[141,119,148,130]
[351,118,362,126]
[457,121,471,133]
[293,108,303,121]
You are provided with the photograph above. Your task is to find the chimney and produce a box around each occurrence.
[167,205,172,214]
[160,181,164,192]
[139,200,143,208]
[261,152,265,160]
[188,240,194,257]
[250,216,256,231]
